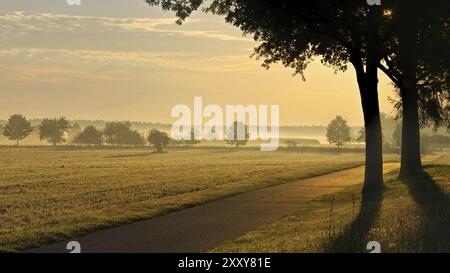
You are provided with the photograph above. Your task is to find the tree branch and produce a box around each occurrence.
[378,63,401,87]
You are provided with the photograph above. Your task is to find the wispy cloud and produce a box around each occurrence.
[0,11,252,42]
[0,47,259,73]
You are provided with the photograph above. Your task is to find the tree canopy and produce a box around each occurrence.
[103,121,132,146]
[326,116,351,148]
[103,121,145,146]
[39,117,71,146]
[380,0,450,130]
[3,114,33,146]
[73,125,103,146]
[148,129,170,152]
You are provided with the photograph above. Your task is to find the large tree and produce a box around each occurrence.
[3,114,33,146]
[377,0,449,178]
[148,0,390,194]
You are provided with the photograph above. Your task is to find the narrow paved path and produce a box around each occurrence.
[28,163,401,253]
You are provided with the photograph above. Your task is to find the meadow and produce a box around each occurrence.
[212,154,450,253]
[0,146,397,252]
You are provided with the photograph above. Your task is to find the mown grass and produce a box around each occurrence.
[211,155,450,253]
[0,146,391,252]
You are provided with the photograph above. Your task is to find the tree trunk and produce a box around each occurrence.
[355,5,384,194]
[398,87,423,178]
[16,139,19,147]
[360,83,384,194]
[397,0,423,179]
[352,67,384,195]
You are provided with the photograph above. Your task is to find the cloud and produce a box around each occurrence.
[0,47,260,73]
[0,11,252,42]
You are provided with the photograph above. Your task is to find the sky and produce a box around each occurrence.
[0,0,396,126]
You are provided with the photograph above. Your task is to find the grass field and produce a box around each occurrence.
[212,154,450,253]
[0,146,397,252]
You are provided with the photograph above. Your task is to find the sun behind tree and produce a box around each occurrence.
[2,114,33,147]
[326,116,351,149]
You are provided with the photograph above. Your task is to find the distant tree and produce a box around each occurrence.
[356,127,366,143]
[392,123,402,148]
[73,125,103,146]
[429,135,450,150]
[122,130,146,146]
[70,123,82,137]
[103,121,124,145]
[226,121,249,148]
[39,117,71,145]
[420,134,430,154]
[326,116,351,148]
[285,140,298,148]
[148,129,170,152]
[103,121,145,146]
[184,127,201,146]
[3,114,33,146]
[103,121,125,145]
[0,124,4,135]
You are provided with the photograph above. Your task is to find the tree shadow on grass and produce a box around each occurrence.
[105,151,168,158]
[322,165,450,252]
[323,189,383,252]
[208,149,239,154]
[404,166,450,252]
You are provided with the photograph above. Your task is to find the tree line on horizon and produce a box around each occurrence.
[2,113,449,152]
[0,114,176,151]
[0,114,255,151]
